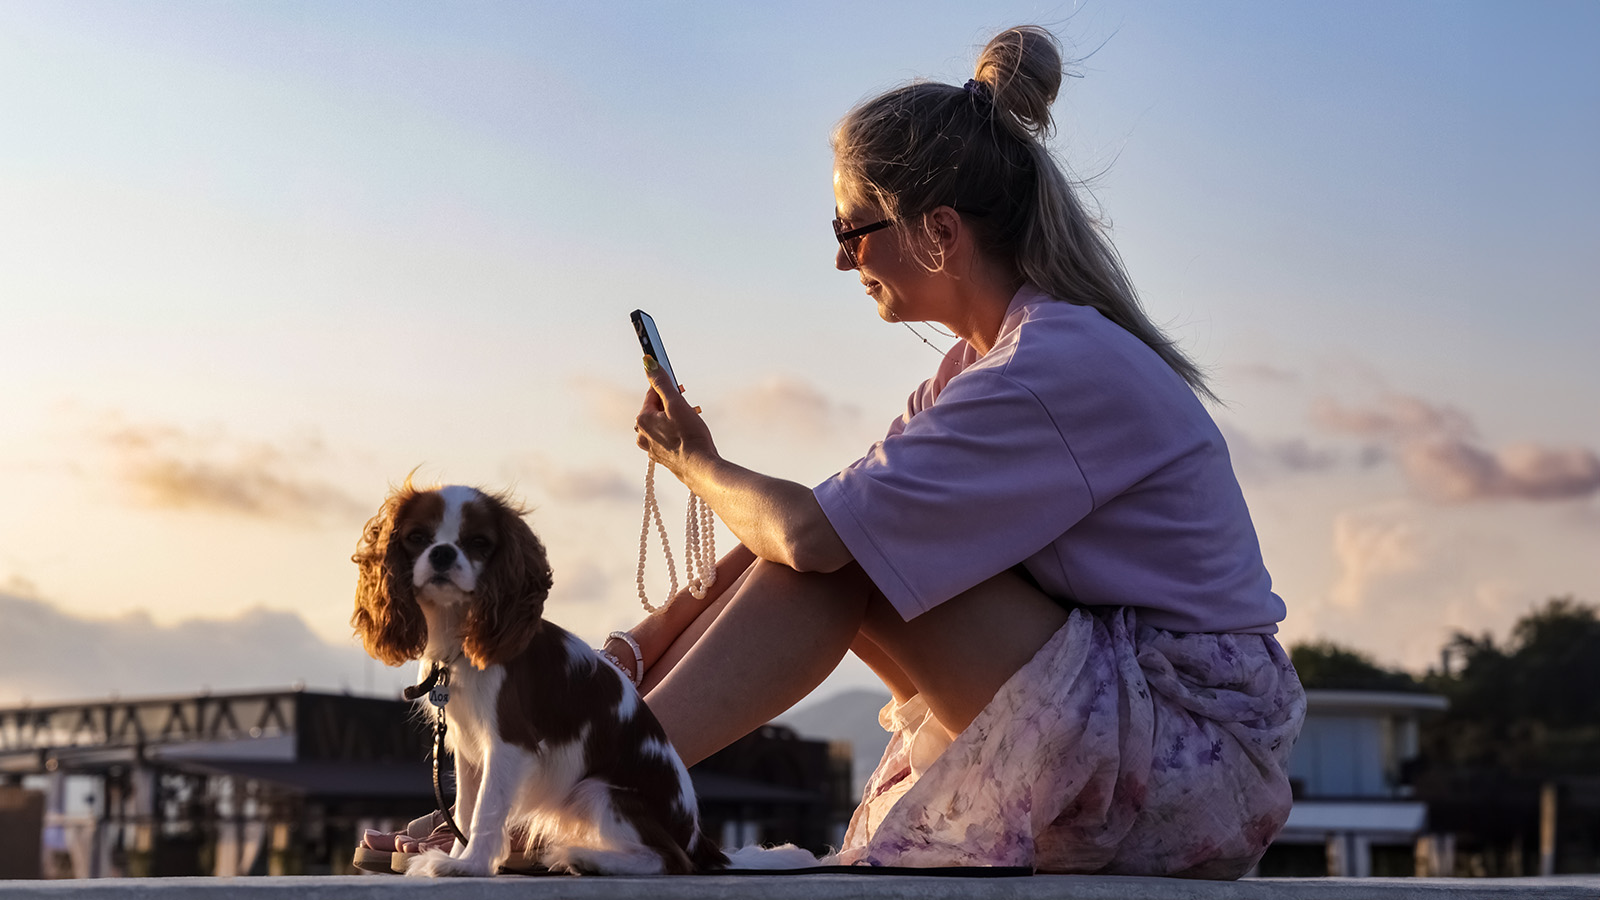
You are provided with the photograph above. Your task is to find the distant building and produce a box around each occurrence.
[694,723,853,853]
[0,688,849,878]
[1258,689,1449,877]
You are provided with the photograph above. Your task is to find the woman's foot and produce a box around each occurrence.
[354,811,454,873]
[354,810,542,874]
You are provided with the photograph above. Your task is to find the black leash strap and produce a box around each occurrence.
[405,662,469,847]
[720,865,1034,877]
[499,864,1036,878]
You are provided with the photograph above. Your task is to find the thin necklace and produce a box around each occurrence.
[901,321,956,355]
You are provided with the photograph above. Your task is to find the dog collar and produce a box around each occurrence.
[404,660,454,707]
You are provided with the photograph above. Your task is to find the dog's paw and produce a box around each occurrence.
[539,846,590,876]
[404,848,494,878]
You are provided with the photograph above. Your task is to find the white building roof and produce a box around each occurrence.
[1278,800,1428,843]
[1304,690,1448,714]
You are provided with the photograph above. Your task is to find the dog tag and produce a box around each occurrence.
[428,685,450,708]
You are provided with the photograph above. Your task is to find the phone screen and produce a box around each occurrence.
[630,310,677,386]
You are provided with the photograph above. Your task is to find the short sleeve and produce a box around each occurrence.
[814,369,1093,620]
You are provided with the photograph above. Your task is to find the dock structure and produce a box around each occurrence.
[0,690,847,879]
[4,687,1595,885]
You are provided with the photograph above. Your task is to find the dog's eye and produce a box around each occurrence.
[403,530,431,547]
[464,535,493,552]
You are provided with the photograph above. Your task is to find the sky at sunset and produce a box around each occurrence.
[2,1,1596,707]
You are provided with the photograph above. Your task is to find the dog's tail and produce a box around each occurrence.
[722,842,825,870]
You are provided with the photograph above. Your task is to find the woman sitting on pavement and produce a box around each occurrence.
[368,24,1304,878]
[622,24,1305,877]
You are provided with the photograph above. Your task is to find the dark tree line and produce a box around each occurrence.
[1289,639,1427,693]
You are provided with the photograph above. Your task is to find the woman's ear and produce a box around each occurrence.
[351,489,427,666]
[463,497,553,668]
[927,205,964,246]
[917,206,969,273]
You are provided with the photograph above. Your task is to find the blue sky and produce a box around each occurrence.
[1,1,1596,705]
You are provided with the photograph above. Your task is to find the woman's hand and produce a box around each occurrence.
[632,354,853,574]
[635,356,717,479]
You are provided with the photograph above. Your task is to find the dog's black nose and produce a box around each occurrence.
[428,544,458,571]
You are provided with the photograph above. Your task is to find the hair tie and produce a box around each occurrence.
[963,79,993,103]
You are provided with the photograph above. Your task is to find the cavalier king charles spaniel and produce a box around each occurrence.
[351,483,727,877]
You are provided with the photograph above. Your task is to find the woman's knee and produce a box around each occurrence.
[861,568,1068,649]
[857,568,1070,732]
[736,558,877,637]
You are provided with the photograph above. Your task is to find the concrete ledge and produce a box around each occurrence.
[4,875,1600,899]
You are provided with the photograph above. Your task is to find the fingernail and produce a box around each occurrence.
[643,355,658,372]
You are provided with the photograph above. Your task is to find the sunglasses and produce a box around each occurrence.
[832,207,989,269]
[832,217,893,269]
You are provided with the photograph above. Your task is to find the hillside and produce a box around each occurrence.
[774,688,893,797]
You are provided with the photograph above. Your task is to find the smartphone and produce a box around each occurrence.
[630,309,677,386]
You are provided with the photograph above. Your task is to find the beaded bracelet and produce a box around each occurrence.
[605,630,645,687]
[598,648,630,681]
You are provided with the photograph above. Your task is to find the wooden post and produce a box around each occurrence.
[1539,780,1558,877]
[1326,832,1371,877]
[1415,833,1456,877]
[1326,832,1348,877]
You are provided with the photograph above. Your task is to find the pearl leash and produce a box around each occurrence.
[635,459,716,613]
[683,477,716,599]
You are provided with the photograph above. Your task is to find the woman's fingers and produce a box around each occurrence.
[635,355,717,476]
[639,356,708,432]
[636,362,678,437]
[644,378,667,408]
[636,380,668,435]
[643,354,669,396]
[643,356,693,415]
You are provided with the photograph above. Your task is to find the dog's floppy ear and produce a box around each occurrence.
[463,493,552,668]
[351,487,428,666]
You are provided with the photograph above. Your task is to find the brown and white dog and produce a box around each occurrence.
[351,483,725,876]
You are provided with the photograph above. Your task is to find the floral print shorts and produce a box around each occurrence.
[835,607,1306,878]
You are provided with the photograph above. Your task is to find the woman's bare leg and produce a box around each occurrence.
[642,566,914,701]
[848,632,918,704]
[644,561,1066,766]
[644,560,876,765]
[859,569,1069,736]
[623,545,757,686]
[639,564,753,693]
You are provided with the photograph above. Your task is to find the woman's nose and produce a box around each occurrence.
[835,244,855,271]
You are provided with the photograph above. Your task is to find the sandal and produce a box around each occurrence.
[354,811,454,874]
[354,810,543,874]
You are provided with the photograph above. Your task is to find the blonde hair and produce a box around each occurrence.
[832,26,1214,401]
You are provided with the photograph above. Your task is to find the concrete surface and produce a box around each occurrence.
[3,875,1600,899]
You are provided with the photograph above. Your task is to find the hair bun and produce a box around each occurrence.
[973,26,1063,138]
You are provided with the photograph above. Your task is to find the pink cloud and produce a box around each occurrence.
[93,417,367,521]
[1312,394,1600,503]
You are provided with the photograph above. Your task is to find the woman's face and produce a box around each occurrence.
[833,170,947,325]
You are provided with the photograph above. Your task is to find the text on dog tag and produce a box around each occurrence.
[428,685,450,708]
